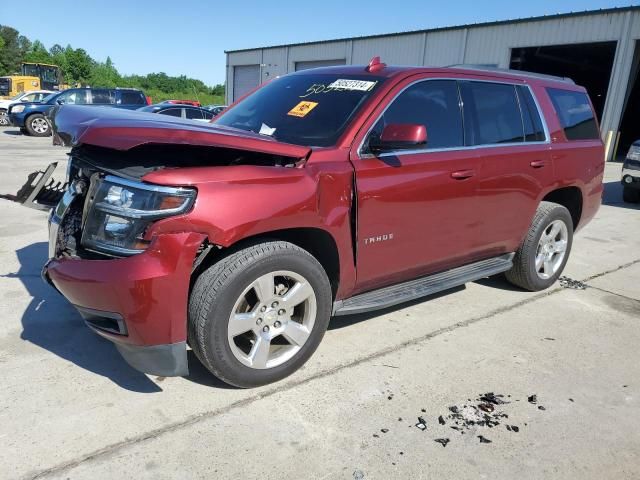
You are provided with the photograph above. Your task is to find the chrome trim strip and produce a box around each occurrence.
[103,175,194,196]
[356,77,551,159]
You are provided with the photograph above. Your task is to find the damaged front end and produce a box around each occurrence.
[4,104,313,377]
[0,161,68,211]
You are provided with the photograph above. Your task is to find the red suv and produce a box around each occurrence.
[38,60,604,387]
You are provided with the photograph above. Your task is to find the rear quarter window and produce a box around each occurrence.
[119,90,146,105]
[546,88,599,141]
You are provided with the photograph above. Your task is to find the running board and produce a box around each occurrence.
[333,253,514,316]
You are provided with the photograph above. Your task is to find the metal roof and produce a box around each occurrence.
[225,6,640,53]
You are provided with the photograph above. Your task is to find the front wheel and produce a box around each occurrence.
[506,201,573,291]
[25,114,51,136]
[188,241,332,388]
[0,109,8,127]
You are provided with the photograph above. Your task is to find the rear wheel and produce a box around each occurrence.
[189,241,332,388]
[25,114,50,136]
[623,185,640,203]
[506,201,573,291]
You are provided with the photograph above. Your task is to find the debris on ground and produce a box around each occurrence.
[434,438,450,447]
[528,394,537,404]
[543,337,556,341]
[559,276,588,290]
[438,415,445,425]
[538,405,546,410]
[381,428,389,433]
[479,392,508,405]
[478,435,492,444]
[415,417,427,430]
[353,469,365,480]
[506,425,520,432]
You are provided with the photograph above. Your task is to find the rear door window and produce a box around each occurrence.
[460,81,524,145]
[118,90,146,105]
[185,108,214,120]
[91,89,115,105]
[546,88,599,140]
[368,79,464,150]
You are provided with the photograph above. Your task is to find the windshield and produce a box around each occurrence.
[10,92,24,100]
[215,73,385,147]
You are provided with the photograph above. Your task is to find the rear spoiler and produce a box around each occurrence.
[0,162,66,211]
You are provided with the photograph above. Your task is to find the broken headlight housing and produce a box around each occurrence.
[81,175,196,256]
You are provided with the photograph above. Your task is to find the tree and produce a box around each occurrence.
[24,40,52,64]
[0,26,23,75]
[65,47,93,84]
[89,56,121,87]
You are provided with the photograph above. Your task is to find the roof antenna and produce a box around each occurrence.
[366,56,386,73]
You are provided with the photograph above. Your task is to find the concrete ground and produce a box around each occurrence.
[0,128,638,480]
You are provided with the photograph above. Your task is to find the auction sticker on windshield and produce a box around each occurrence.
[288,101,318,118]
[328,79,377,91]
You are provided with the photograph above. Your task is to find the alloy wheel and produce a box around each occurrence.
[31,117,49,134]
[227,270,317,369]
[535,219,569,279]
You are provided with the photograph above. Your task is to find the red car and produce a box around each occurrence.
[160,99,202,107]
[37,59,603,387]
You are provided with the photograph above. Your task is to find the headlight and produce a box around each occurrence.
[11,105,25,113]
[627,145,640,161]
[81,175,196,256]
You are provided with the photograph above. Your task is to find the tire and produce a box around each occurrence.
[505,201,573,291]
[623,185,640,203]
[25,114,51,137]
[0,109,8,127]
[188,241,332,388]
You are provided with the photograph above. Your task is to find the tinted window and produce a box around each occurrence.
[546,88,599,140]
[185,108,213,120]
[159,108,182,117]
[58,90,88,105]
[119,90,146,105]
[460,82,523,145]
[369,80,463,150]
[516,86,545,142]
[215,73,385,147]
[91,89,115,104]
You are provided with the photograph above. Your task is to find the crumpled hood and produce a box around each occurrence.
[50,105,311,159]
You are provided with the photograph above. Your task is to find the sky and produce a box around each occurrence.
[0,0,634,86]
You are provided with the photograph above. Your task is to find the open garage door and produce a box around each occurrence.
[510,41,617,122]
[617,41,640,156]
[233,65,260,102]
[295,59,346,71]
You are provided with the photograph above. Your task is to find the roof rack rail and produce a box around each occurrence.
[446,64,575,84]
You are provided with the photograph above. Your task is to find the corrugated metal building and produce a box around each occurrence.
[225,6,640,158]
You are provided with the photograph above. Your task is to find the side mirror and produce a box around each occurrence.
[369,124,427,153]
[56,99,65,105]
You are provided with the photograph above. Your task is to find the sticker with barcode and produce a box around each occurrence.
[327,79,377,91]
